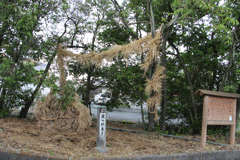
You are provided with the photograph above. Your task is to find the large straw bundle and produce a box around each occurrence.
[35,93,92,133]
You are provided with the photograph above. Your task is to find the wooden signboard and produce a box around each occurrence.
[195,90,240,147]
[207,97,235,124]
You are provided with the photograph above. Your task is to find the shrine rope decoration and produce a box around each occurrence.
[57,26,165,120]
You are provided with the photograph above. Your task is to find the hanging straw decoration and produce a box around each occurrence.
[56,26,165,121]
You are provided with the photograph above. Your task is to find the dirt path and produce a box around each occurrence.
[0,118,238,159]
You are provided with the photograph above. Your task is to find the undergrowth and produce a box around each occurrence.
[50,81,76,110]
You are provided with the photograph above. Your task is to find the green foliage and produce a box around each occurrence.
[207,125,230,136]
[68,60,103,107]
[223,83,239,93]
[0,108,10,118]
[100,59,147,110]
[98,24,132,45]
[50,81,76,110]
[163,0,240,130]
[0,59,41,108]
[0,0,60,115]
[42,73,59,89]
[50,84,59,95]
[155,124,169,135]
[41,96,45,102]
[59,82,76,110]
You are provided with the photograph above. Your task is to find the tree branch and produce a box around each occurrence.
[169,41,198,120]
[57,19,69,43]
[65,45,86,49]
[164,14,179,30]
[219,26,237,91]
[110,0,137,39]
[128,21,150,25]
[19,19,70,118]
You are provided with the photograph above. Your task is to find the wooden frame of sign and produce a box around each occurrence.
[195,89,240,147]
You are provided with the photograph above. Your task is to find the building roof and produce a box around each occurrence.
[195,89,240,99]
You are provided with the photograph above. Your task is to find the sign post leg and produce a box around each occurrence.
[201,96,209,147]
[230,99,236,145]
[230,125,235,145]
[201,120,207,147]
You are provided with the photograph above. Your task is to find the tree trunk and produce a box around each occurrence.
[126,80,145,129]
[209,32,217,91]
[209,69,216,91]
[159,12,179,131]
[179,93,194,124]
[91,23,100,51]
[219,19,239,91]
[147,62,156,130]
[85,21,101,115]
[160,26,171,132]
[146,0,156,131]
[0,87,6,110]
[84,71,92,115]
[160,60,166,131]
[148,112,155,131]
[19,51,57,118]
[19,20,69,118]
[147,0,156,37]
[140,97,145,129]
[135,13,139,39]
[160,90,166,131]
[219,51,234,92]
[169,42,198,120]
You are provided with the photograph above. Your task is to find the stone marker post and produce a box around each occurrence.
[95,106,108,153]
